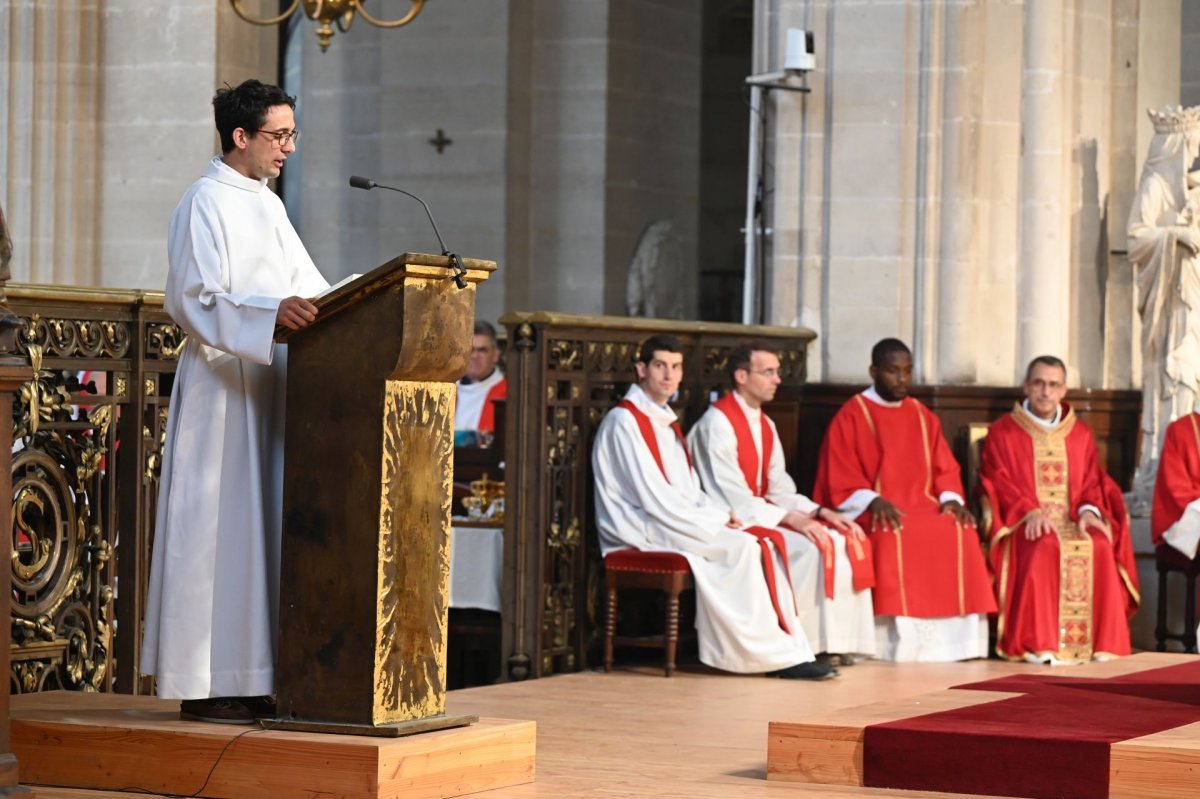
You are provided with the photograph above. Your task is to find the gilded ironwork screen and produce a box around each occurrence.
[6,285,180,695]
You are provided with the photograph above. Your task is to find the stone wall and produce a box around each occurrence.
[1,0,276,291]
[754,0,1183,389]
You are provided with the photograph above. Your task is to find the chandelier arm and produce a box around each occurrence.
[229,0,303,26]
[351,0,425,29]
[337,9,354,33]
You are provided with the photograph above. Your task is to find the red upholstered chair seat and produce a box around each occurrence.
[1155,543,1200,654]
[603,549,695,677]
[604,549,690,573]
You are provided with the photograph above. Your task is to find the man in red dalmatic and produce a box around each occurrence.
[980,356,1139,664]
[814,338,996,661]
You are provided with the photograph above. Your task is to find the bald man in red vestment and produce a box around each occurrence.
[814,339,996,661]
[979,356,1139,664]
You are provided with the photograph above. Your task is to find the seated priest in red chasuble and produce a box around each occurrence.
[979,356,1139,664]
[592,334,835,680]
[688,342,876,663]
[813,338,996,662]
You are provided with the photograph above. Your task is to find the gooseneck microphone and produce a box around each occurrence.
[348,175,467,289]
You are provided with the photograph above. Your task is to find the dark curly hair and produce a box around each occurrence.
[212,79,296,154]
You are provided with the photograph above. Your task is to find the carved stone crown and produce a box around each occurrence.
[1148,105,1200,134]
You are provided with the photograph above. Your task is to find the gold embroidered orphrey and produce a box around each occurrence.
[1010,404,1094,663]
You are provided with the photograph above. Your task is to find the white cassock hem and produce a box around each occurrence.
[874,614,989,662]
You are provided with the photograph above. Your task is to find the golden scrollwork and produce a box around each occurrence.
[11,349,114,693]
[548,339,582,370]
[18,313,131,359]
[146,322,187,360]
[585,341,638,374]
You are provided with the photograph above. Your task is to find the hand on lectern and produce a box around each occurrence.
[277,296,319,330]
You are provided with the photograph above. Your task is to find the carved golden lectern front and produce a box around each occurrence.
[273,253,495,735]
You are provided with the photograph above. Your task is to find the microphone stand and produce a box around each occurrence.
[348,176,468,289]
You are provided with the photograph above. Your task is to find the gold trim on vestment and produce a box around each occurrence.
[915,404,937,504]
[956,519,965,615]
[1009,403,1094,663]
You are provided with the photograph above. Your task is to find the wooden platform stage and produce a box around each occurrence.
[11,691,535,799]
[767,652,1200,798]
[20,653,1200,799]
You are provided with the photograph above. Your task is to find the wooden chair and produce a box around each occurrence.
[1154,543,1200,653]
[603,549,695,677]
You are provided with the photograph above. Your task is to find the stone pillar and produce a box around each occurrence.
[933,0,984,384]
[0,0,104,286]
[1017,1,1069,369]
[2,1,275,291]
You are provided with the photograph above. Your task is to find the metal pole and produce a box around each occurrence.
[742,83,763,325]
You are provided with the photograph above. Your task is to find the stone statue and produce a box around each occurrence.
[625,219,684,319]
[1128,104,1200,513]
[0,202,11,290]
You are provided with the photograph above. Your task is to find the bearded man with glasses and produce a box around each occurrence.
[141,79,329,724]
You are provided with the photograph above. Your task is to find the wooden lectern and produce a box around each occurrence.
[273,252,496,736]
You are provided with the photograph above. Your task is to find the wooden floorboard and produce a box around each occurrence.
[28,654,1193,798]
[440,658,1035,798]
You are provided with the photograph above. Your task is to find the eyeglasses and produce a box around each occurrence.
[748,368,780,378]
[253,128,301,147]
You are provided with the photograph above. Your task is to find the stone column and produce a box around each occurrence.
[933,0,984,384]
[1017,1,1069,369]
[0,0,104,286]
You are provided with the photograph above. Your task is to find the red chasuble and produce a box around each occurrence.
[712,393,874,597]
[614,399,794,631]
[979,404,1139,661]
[477,377,507,434]
[813,394,996,618]
[1152,411,1200,544]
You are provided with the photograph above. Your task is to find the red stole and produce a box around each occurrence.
[477,377,507,434]
[616,398,794,632]
[713,393,874,598]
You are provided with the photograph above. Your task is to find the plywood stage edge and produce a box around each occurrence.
[11,691,534,799]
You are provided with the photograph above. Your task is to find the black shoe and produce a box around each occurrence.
[179,697,256,724]
[241,695,277,719]
[767,661,838,681]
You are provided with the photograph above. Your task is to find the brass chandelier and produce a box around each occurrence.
[230,0,426,52]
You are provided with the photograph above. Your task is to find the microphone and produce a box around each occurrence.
[348,175,467,289]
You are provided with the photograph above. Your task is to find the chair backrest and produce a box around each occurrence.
[966,422,991,535]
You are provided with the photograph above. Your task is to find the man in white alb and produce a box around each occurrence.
[454,320,506,445]
[141,79,329,723]
[688,343,876,663]
[592,334,835,679]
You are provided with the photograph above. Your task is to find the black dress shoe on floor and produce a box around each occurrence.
[241,695,278,719]
[767,661,838,681]
[179,697,256,724]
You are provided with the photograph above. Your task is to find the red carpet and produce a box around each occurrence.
[863,659,1200,798]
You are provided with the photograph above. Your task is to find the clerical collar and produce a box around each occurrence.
[862,385,903,408]
[732,389,760,420]
[206,155,268,193]
[1019,399,1062,428]
[459,367,500,386]
[626,383,677,424]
